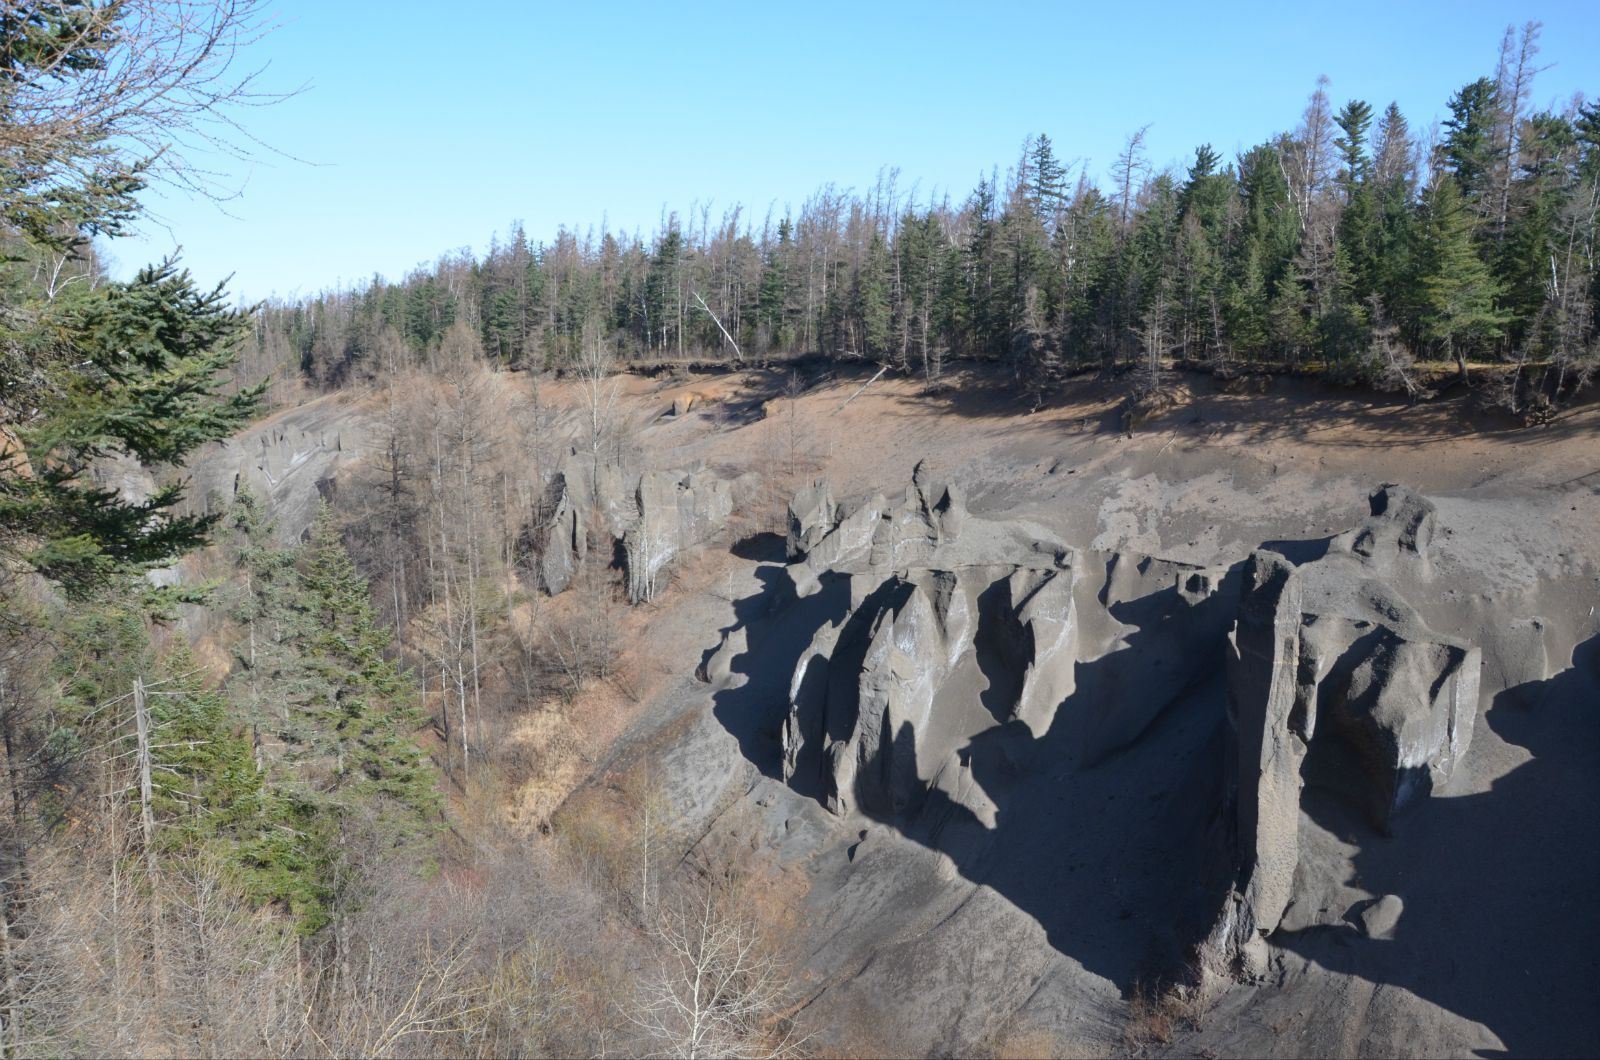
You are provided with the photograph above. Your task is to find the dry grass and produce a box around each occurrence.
[550,782,638,897]
[500,707,591,832]
[1122,974,1218,1052]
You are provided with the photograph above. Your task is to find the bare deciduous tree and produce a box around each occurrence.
[310,938,481,1058]
[577,329,623,473]
[1492,21,1546,239]
[1113,124,1152,231]
[543,562,620,701]
[1363,296,1423,401]
[629,887,805,1060]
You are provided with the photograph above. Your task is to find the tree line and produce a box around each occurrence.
[248,22,1597,413]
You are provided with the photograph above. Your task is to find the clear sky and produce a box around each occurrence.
[101,0,1600,303]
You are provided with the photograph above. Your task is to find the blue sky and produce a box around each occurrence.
[102,0,1600,303]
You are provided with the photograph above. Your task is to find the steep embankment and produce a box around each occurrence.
[183,391,374,542]
[584,367,1600,1059]
[197,366,1600,1058]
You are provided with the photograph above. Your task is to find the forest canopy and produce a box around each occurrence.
[247,22,1597,415]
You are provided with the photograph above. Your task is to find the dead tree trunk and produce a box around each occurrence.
[691,290,744,363]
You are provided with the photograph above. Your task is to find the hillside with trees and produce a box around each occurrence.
[243,22,1596,421]
[0,7,819,1055]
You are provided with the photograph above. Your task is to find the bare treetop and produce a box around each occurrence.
[0,0,295,204]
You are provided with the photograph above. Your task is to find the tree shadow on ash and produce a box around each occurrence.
[709,556,1237,994]
[1276,632,1600,1059]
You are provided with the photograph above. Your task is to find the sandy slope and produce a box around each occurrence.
[569,365,1599,1059]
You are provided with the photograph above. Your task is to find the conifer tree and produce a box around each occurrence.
[756,218,792,349]
[1,7,264,584]
[225,487,317,736]
[1059,183,1119,366]
[1334,100,1375,195]
[1442,78,1504,211]
[854,234,893,360]
[1496,112,1579,342]
[1026,134,1070,223]
[297,504,438,831]
[213,32,1598,405]
[1226,144,1299,359]
[1176,146,1234,358]
[963,177,1003,357]
[1417,174,1508,381]
[2,262,263,595]
[149,642,336,931]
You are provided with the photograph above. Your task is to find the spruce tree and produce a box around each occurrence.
[1442,78,1504,210]
[756,218,792,349]
[1060,184,1119,367]
[1026,134,1070,223]
[854,234,893,360]
[1496,113,1578,344]
[1226,144,1299,360]
[297,504,438,831]
[963,177,1003,357]
[1,8,261,494]
[225,487,320,738]
[1416,174,1508,380]
[1176,146,1234,361]
[1339,178,1382,306]
[151,643,337,932]
[2,261,263,595]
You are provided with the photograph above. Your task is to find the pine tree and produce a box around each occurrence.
[1330,104,1380,363]
[1178,145,1231,224]
[1334,100,1375,197]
